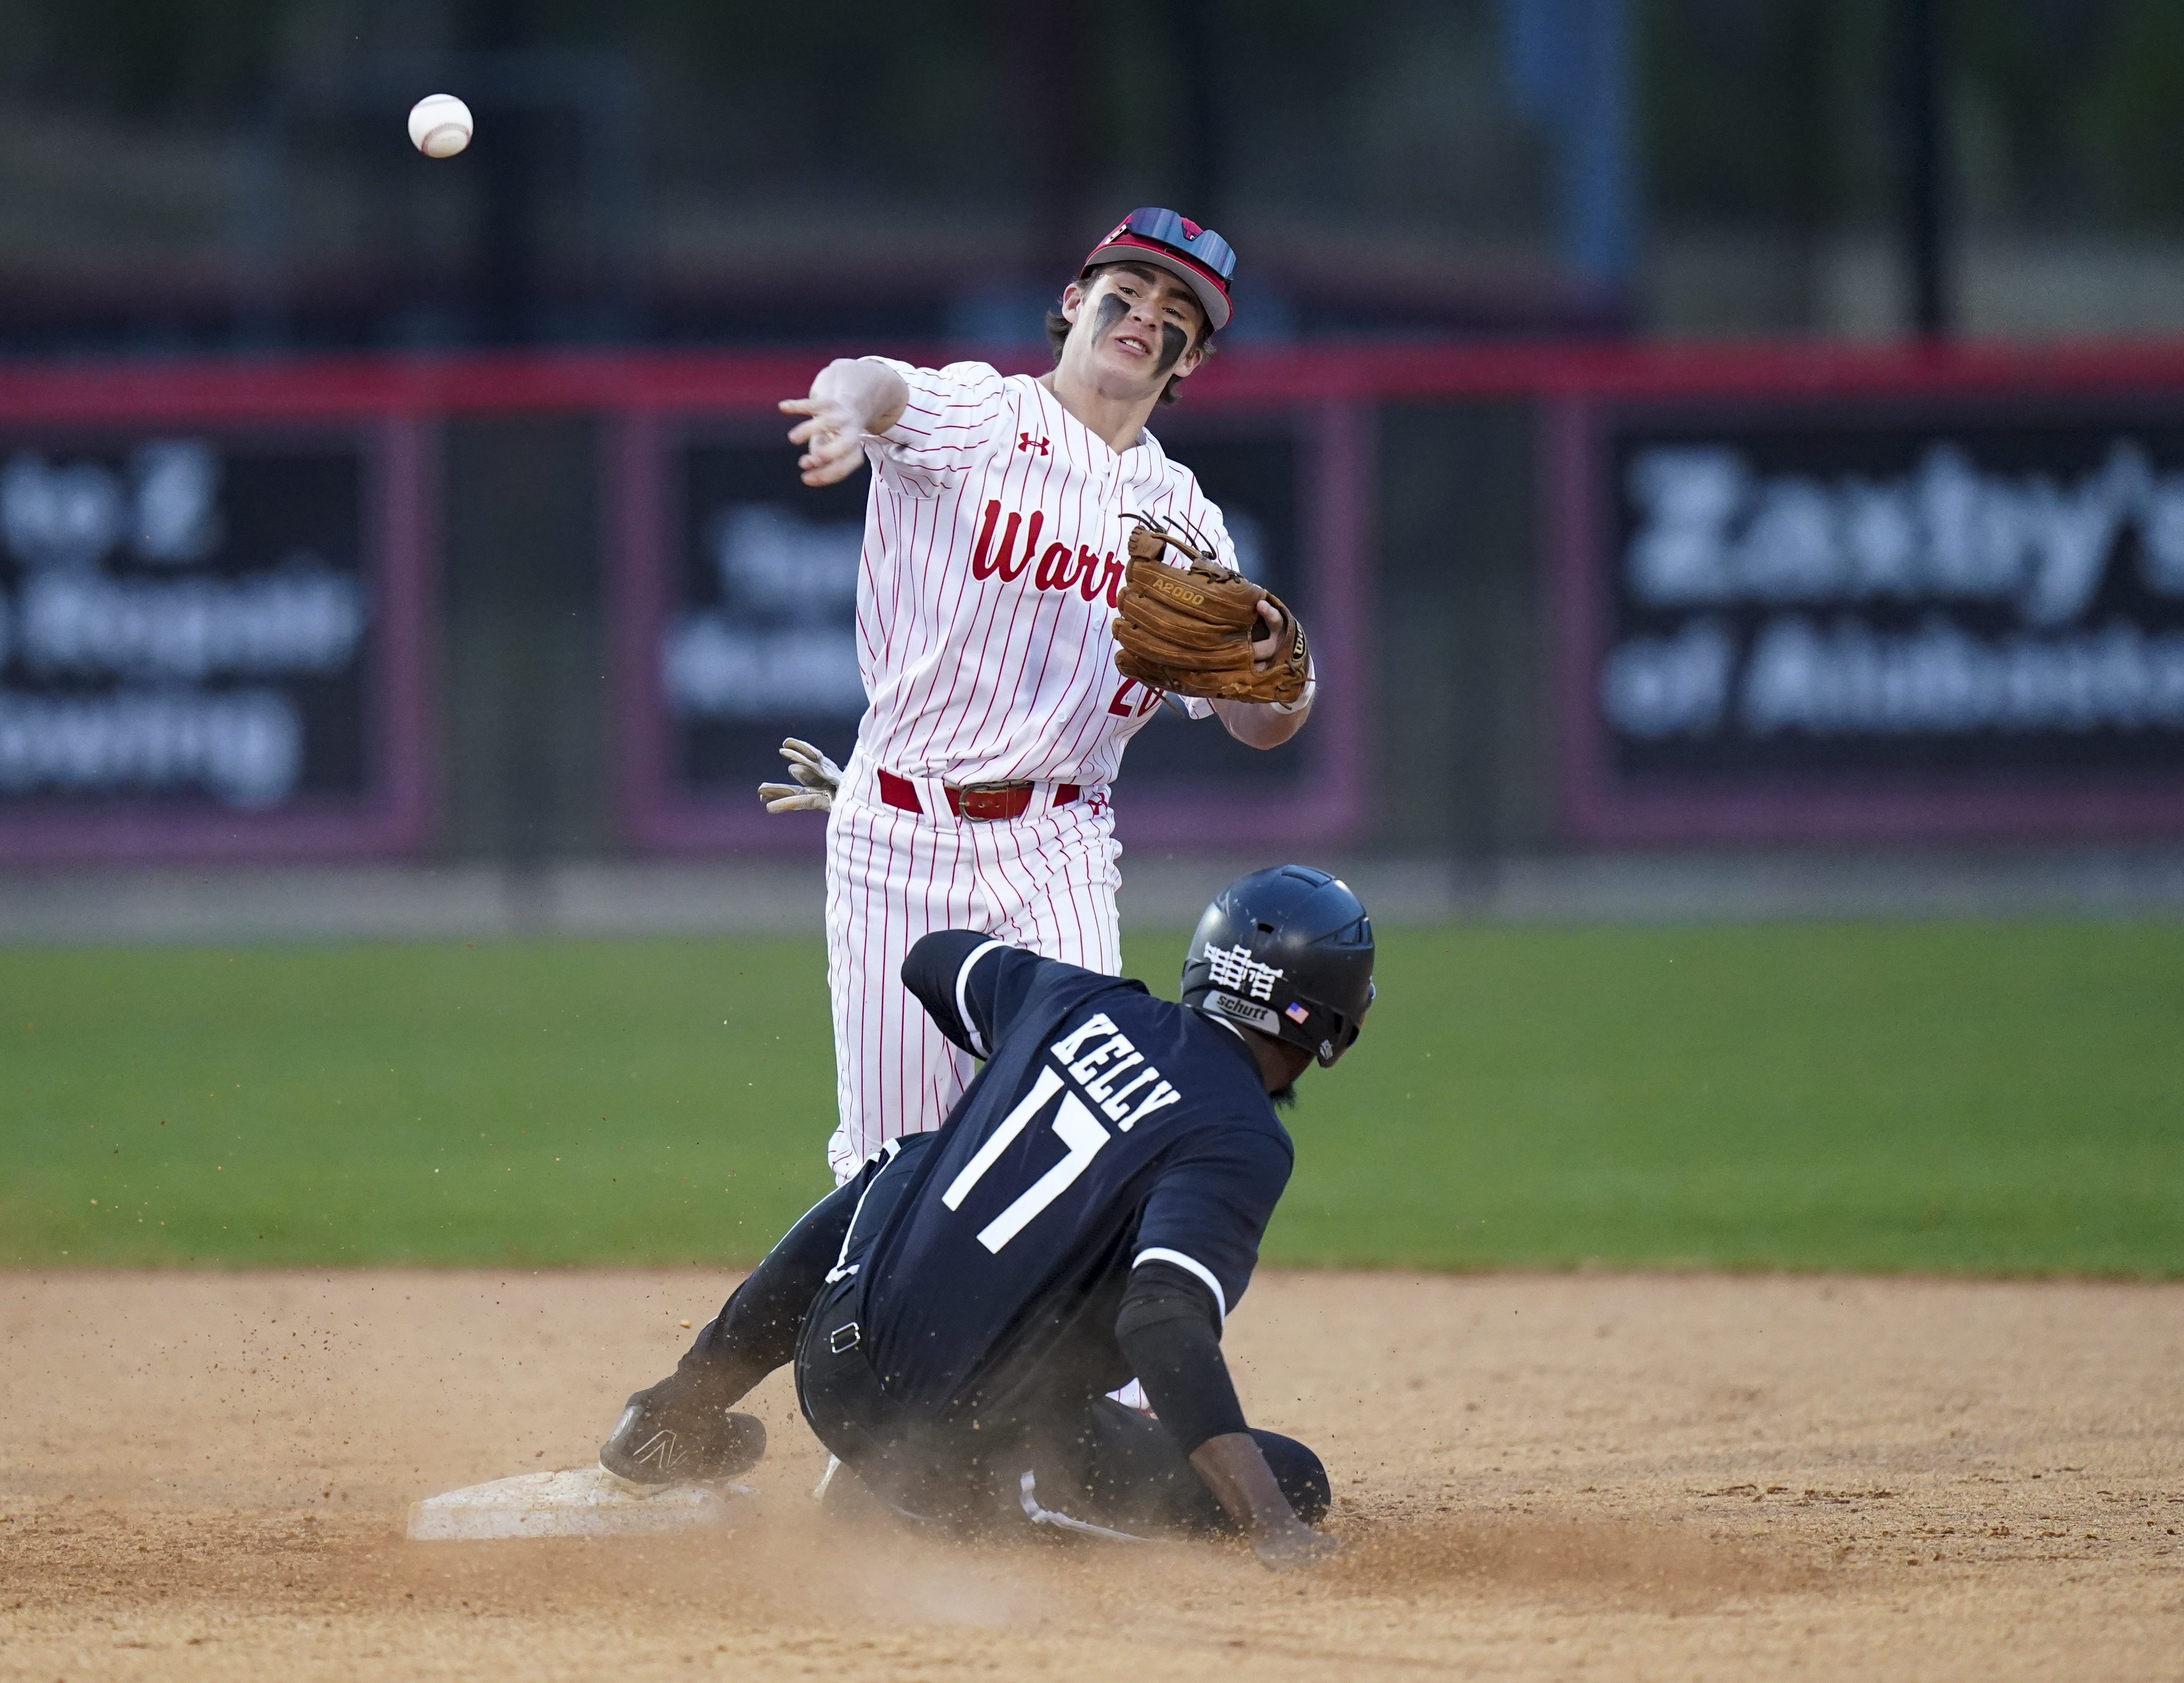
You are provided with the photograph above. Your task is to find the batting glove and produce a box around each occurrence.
[757,737,842,814]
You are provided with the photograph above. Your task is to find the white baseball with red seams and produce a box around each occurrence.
[821,357,1234,1180]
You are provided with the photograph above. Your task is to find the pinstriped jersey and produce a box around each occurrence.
[854,359,1230,789]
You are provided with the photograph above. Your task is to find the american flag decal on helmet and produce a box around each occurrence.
[1284,1002,1310,1024]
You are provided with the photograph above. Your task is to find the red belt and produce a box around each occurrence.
[878,769,1080,822]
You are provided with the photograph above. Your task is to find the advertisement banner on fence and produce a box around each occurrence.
[0,420,430,861]
[656,429,871,799]
[617,401,1366,854]
[1561,398,2184,843]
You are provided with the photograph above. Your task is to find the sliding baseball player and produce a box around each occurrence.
[603,867,1374,1566]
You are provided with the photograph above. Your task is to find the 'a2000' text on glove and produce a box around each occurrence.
[1110,520,1311,706]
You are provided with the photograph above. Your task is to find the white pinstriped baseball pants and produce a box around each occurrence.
[821,754,1122,1182]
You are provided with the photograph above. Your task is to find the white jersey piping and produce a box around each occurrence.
[1133,1246,1228,1325]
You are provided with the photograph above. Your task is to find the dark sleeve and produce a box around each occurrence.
[901,930,1047,1058]
[674,1173,862,1400]
[1115,1259,1247,1455]
[1131,1123,1293,1322]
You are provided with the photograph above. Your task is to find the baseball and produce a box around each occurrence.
[407,94,473,159]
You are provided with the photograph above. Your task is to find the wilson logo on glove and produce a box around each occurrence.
[1110,516,1311,705]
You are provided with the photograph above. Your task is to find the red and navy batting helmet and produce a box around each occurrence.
[1080,207,1237,333]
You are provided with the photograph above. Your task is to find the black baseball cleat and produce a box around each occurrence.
[599,1375,767,1487]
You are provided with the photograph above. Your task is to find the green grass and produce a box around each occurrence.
[1278,921,2183,1276]
[0,937,838,1268]
[2,923,2179,1275]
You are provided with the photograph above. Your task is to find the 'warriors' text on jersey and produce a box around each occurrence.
[853,360,1232,789]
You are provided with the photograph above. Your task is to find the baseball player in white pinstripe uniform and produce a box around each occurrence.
[766,209,1314,1184]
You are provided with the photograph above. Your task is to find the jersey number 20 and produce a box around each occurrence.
[938,1066,1107,1253]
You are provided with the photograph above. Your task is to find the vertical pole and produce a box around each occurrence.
[1900,0,1949,338]
[578,56,645,343]
[469,2,536,345]
[1175,0,1223,227]
[1009,5,1093,293]
[1565,0,1635,290]
[232,107,289,349]
[1498,0,1637,297]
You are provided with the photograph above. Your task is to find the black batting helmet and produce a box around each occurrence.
[1180,866,1375,1067]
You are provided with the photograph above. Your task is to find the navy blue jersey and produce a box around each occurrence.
[850,932,1293,1424]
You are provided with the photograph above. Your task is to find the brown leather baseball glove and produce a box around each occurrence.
[1111,517,1312,705]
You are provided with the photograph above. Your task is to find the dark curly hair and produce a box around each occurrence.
[1044,263,1217,406]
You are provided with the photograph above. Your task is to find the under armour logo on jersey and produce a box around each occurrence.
[1205,942,1285,1002]
[1018,432,1051,455]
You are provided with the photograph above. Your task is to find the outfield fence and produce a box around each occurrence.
[4,338,2184,864]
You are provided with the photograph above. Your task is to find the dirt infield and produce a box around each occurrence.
[3,1269,2178,1681]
